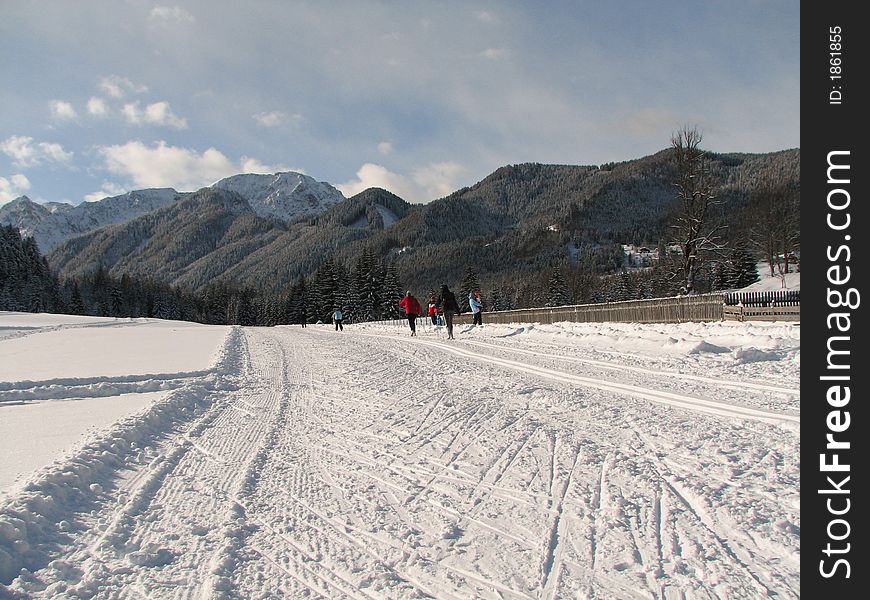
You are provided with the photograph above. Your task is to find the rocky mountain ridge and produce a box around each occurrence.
[0,171,345,252]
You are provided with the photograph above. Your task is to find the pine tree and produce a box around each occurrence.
[286,276,308,324]
[488,288,503,312]
[353,249,381,322]
[515,282,539,309]
[380,264,403,320]
[313,257,338,323]
[729,247,760,289]
[235,290,256,326]
[0,225,63,313]
[711,261,731,291]
[610,270,636,302]
[545,266,571,306]
[69,281,86,315]
[459,266,479,312]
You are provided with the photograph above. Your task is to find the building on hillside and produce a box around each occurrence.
[622,244,660,268]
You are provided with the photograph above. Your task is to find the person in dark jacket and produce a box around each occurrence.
[436,284,460,339]
[399,291,421,336]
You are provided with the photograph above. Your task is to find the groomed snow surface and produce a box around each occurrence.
[0,312,799,599]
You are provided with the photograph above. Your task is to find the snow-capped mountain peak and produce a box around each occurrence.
[211,171,346,221]
[0,196,51,236]
[1,172,348,252]
[0,189,182,253]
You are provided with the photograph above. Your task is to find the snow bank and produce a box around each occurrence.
[0,325,239,583]
[358,319,800,364]
[0,314,227,383]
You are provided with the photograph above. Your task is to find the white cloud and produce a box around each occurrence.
[253,111,286,128]
[480,47,510,60]
[1,135,73,168]
[377,141,393,155]
[336,164,414,200]
[1,136,37,167]
[149,5,195,24]
[240,157,292,174]
[38,142,73,164]
[475,11,497,23]
[411,161,467,199]
[100,75,147,99]
[122,101,188,129]
[83,180,128,202]
[0,173,32,203]
[121,103,140,124]
[96,140,286,191]
[615,108,680,139]
[49,100,78,121]
[87,97,109,117]
[143,101,188,129]
[337,161,466,203]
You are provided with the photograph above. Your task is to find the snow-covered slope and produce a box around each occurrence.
[741,261,800,291]
[0,190,182,252]
[347,203,400,229]
[212,172,346,222]
[0,312,799,597]
[375,203,399,227]
[0,196,52,234]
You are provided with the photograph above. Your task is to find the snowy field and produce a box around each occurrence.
[0,312,799,598]
[0,313,227,496]
[742,262,800,292]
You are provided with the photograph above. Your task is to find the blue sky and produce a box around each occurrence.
[0,1,799,206]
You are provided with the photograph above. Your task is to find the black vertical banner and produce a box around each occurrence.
[803,1,867,595]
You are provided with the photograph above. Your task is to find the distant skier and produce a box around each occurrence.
[332,308,343,331]
[469,288,484,326]
[399,291,421,336]
[436,284,460,340]
[427,295,438,326]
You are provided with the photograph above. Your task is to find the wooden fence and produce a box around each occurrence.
[722,305,801,322]
[378,291,800,328]
[452,293,729,326]
[724,290,800,307]
[721,289,800,322]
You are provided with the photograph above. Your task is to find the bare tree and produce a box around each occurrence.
[748,183,800,279]
[668,126,725,294]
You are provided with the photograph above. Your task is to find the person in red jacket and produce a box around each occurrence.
[427,295,438,326]
[399,291,421,336]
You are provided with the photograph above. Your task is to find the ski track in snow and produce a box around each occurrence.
[1,323,800,599]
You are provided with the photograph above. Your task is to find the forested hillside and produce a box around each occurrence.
[33,147,799,316]
[336,148,799,298]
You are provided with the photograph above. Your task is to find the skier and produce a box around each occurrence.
[399,291,421,336]
[469,288,484,326]
[436,284,460,340]
[332,308,343,331]
[427,295,438,326]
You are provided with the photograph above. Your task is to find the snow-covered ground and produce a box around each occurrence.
[0,313,227,495]
[741,262,800,291]
[0,312,799,598]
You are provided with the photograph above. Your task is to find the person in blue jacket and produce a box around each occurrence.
[469,288,484,326]
[332,308,343,331]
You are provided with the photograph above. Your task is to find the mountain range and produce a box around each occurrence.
[1,148,800,295]
[0,172,345,253]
